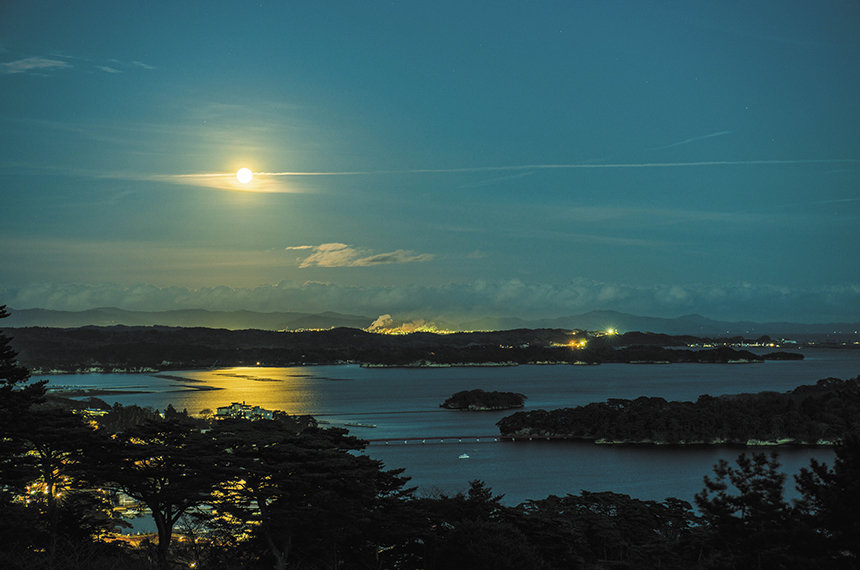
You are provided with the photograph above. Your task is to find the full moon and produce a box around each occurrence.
[236,168,253,184]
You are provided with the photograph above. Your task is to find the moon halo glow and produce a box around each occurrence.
[236,168,254,184]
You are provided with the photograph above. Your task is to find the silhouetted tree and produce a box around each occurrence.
[97,402,161,433]
[428,518,543,570]
[91,417,224,570]
[210,416,411,570]
[0,305,46,496]
[796,430,860,566]
[415,481,545,570]
[512,490,696,568]
[0,306,48,567]
[694,453,805,568]
[23,406,116,565]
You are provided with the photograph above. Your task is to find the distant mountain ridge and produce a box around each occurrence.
[489,310,860,336]
[4,307,858,336]
[3,307,374,331]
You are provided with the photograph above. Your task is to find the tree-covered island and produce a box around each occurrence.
[441,389,526,411]
[498,376,860,445]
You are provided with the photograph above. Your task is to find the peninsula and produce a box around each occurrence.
[497,376,859,446]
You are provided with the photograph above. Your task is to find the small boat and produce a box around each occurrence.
[458,453,470,459]
[344,423,377,428]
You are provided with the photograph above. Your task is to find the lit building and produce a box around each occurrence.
[215,402,275,421]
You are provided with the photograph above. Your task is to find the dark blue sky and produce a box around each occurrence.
[1,1,859,325]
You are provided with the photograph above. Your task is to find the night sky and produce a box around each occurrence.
[2,1,859,326]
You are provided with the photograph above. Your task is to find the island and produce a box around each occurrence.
[441,389,527,411]
[497,376,860,446]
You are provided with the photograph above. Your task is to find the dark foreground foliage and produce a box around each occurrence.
[498,376,860,445]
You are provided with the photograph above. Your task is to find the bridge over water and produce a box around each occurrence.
[364,434,566,445]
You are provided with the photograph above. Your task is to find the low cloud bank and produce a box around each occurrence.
[2,279,858,325]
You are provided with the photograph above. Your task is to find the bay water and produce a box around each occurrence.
[43,348,858,505]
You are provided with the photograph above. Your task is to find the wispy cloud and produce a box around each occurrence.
[287,242,434,268]
[456,171,534,189]
[806,197,860,205]
[652,130,733,150]
[773,195,860,210]
[103,171,307,194]
[1,53,155,75]
[558,205,767,226]
[1,56,71,74]
[356,250,434,265]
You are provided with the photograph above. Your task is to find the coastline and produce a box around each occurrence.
[498,432,840,447]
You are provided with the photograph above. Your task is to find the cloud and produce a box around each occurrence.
[105,171,307,194]
[297,243,358,268]
[354,250,434,266]
[1,53,156,76]
[2,56,71,74]
[366,314,450,334]
[288,243,435,268]
[3,280,859,325]
[558,205,767,226]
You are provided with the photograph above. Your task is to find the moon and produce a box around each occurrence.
[236,168,253,184]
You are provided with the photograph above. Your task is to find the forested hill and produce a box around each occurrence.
[498,376,860,445]
[3,325,798,371]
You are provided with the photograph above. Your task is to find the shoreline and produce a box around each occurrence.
[498,434,840,447]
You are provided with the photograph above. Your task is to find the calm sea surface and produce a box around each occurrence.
[44,348,858,505]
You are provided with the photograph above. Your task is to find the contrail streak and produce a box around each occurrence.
[652,130,733,150]
[250,158,860,177]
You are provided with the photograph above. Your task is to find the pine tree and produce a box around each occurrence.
[0,305,48,565]
[210,416,411,570]
[91,417,224,570]
[795,430,860,566]
[694,453,803,568]
[0,305,47,496]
